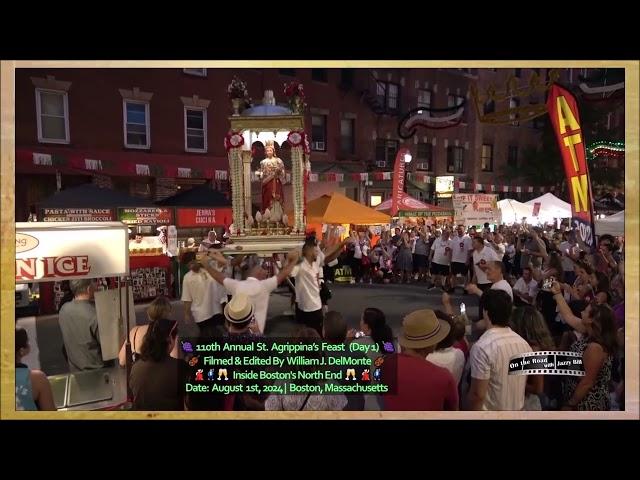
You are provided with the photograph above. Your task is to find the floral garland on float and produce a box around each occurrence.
[224,131,246,233]
[287,130,309,233]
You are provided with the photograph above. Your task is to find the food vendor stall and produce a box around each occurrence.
[16,221,132,411]
[118,207,174,302]
[156,183,233,246]
[36,184,158,312]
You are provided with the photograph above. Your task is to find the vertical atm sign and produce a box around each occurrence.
[547,84,595,251]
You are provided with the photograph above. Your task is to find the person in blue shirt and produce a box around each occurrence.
[16,327,56,411]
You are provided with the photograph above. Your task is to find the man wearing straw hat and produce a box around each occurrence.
[382,309,459,411]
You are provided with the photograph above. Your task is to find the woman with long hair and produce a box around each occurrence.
[510,306,555,410]
[551,282,617,410]
[129,318,184,410]
[118,296,175,367]
[350,307,395,353]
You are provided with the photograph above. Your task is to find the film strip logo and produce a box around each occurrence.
[508,351,585,377]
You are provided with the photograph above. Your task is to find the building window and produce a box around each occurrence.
[123,100,150,149]
[376,81,400,113]
[484,100,495,115]
[35,89,70,144]
[508,146,518,167]
[340,118,355,155]
[312,69,328,83]
[184,107,207,152]
[481,144,493,172]
[311,115,327,151]
[340,69,354,88]
[448,94,466,122]
[447,146,464,173]
[509,97,520,125]
[279,68,296,76]
[375,139,399,165]
[515,68,521,78]
[387,83,399,110]
[183,68,207,77]
[416,142,433,171]
[417,89,432,109]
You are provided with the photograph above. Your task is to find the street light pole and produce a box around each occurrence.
[403,152,412,193]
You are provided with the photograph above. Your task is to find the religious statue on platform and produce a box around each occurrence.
[259,140,285,222]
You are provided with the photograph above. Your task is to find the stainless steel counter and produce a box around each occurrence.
[48,366,129,411]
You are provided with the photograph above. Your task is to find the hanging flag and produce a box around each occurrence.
[390,147,411,216]
[547,84,596,251]
[335,173,344,182]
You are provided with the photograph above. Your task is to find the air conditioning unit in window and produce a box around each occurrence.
[417,163,430,170]
[376,161,387,168]
[311,141,325,150]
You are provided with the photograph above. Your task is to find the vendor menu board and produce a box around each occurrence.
[118,208,173,226]
[41,208,115,222]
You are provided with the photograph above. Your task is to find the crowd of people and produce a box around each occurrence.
[16,220,625,413]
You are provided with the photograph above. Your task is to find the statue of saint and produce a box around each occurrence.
[259,140,285,222]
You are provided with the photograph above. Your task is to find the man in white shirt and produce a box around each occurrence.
[290,242,325,335]
[200,249,299,334]
[429,229,453,291]
[181,261,217,326]
[466,289,532,411]
[450,225,473,287]
[466,260,513,331]
[471,236,500,291]
[512,266,538,306]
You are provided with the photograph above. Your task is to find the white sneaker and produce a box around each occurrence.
[282,310,294,316]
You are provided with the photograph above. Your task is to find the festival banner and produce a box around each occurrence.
[176,208,233,228]
[547,84,596,251]
[390,148,411,216]
[452,193,499,226]
[118,208,173,226]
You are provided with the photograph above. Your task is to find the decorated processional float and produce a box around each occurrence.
[222,78,310,256]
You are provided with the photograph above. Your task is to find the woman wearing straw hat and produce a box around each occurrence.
[382,309,459,411]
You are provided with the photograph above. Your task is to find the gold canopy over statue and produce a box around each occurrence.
[222,87,308,255]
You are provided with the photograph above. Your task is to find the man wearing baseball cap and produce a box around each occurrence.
[382,309,459,411]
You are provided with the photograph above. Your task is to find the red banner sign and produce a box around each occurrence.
[390,148,411,217]
[546,84,595,251]
[41,208,115,222]
[176,208,233,228]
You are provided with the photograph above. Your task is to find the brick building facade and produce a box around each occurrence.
[16,66,590,222]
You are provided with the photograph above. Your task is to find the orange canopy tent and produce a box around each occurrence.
[286,192,390,237]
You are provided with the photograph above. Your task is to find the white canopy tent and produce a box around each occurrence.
[497,199,535,224]
[525,193,572,222]
[595,210,624,236]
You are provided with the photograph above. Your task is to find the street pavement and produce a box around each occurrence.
[20,283,479,376]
